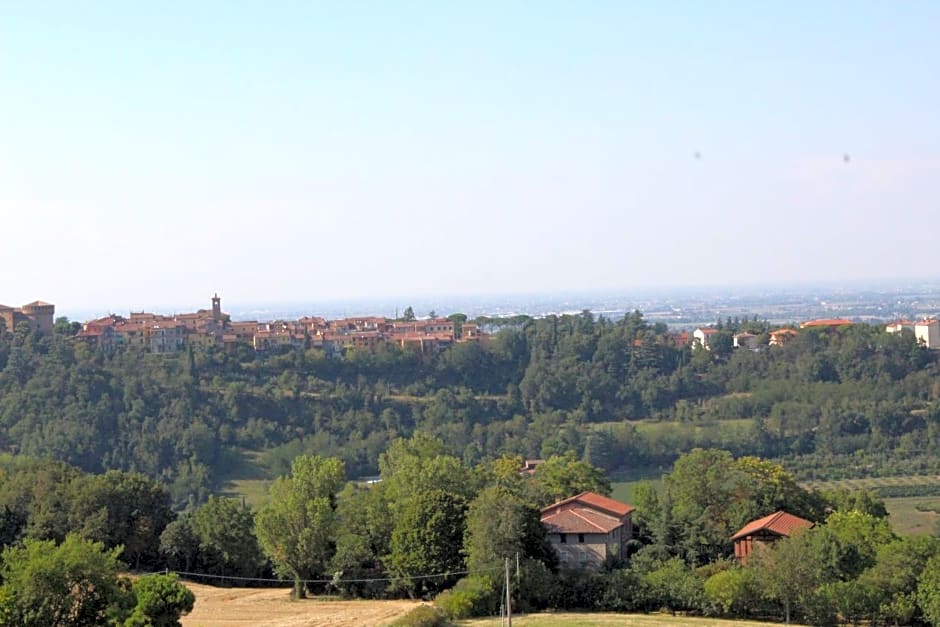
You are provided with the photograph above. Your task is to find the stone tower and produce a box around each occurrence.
[212,294,222,321]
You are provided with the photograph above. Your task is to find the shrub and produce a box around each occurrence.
[598,568,641,612]
[389,604,453,627]
[515,559,559,612]
[434,575,499,619]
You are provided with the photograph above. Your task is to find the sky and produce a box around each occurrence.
[2,2,939,314]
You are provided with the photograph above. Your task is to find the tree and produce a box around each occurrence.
[703,567,752,616]
[159,519,201,573]
[124,573,194,627]
[189,497,266,578]
[750,530,824,625]
[254,455,346,598]
[918,554,940,626]
[858,535,940,624]
[387,489,467,598]
[402,306,415,322]
[68,470,174,569]
[528,452,610,506]
[463,485,556,574]
[0,534,131,627]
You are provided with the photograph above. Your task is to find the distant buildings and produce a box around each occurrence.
[887,318,940,348]
[0,301,55,335]
[70,294,487,355]
[692,327,719,350]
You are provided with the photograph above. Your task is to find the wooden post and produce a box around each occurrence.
[505,557,512,627]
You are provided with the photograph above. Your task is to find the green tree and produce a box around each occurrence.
[529,452,610,506]
[750,529,825,625]
[254,455,346,598]
[918,554,940,626]
[463,485,556,574]
[190,497,266,578]
[703,566,751,616]
[387,489,467,598]
[124,573,194,627]
[0,534,131,627]
[858,535,940,624]
[68,470,173,568]
[402,306,415,322]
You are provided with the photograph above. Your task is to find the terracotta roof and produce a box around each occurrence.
[732,511,813,541]
[541,507,623,534]
[543,491,635,518]
[22,300,53,307]
[916,319,939,326]
[697,328,720,334]
[771,328,798,336]
[800,319,854,328]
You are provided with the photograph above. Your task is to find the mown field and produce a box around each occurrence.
[180,582,420,627]
[460,613,805,626]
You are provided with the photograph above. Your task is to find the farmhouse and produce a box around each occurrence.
[540,492,634,569]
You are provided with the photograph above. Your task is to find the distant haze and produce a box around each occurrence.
[2,3,939,310]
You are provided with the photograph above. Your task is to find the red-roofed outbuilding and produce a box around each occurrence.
[732,511,814,564]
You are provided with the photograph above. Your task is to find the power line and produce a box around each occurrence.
[169,565,502,585]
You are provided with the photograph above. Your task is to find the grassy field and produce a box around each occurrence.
[216,449,275,508]
[460,613,802,627]
[883,496,940,535]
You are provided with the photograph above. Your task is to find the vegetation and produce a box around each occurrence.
[1,313,938,508]
[0,535,192,626]
[3,313,940,623]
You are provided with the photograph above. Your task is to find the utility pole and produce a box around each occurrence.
[505,556,512,627]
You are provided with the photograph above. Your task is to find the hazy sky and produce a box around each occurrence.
[2,2,938,313]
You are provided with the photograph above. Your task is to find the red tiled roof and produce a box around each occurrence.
[542,491,635,518]
[800,319,854,328]
[771,328,798,336]
[697,328,719,334]
[541,507,623,534]
[732,511,813,541]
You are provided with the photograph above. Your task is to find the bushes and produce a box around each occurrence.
[433,575,499,619]
[389,604,452,627]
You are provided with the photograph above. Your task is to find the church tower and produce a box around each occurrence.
[212,294,221,321]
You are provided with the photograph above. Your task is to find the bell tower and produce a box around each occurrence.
[212,293,221,321]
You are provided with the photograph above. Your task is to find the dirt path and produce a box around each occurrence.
[180,582,421,627]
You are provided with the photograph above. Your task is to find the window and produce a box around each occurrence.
[560,533,567,544]
[579,551,588,563]
[560,551,569,563]
[578,533,585,543]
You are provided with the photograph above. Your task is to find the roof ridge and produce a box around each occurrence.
[569,508,607,532]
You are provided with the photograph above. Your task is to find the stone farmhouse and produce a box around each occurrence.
[541,492,635,570]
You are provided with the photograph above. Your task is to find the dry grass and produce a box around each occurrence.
[180,582,421,627]
[460,613,800,626]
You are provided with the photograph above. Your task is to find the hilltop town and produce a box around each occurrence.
[69,295,487,355]
[7,295,940,356]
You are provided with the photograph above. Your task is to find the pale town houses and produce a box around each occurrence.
[71,295,487,355]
